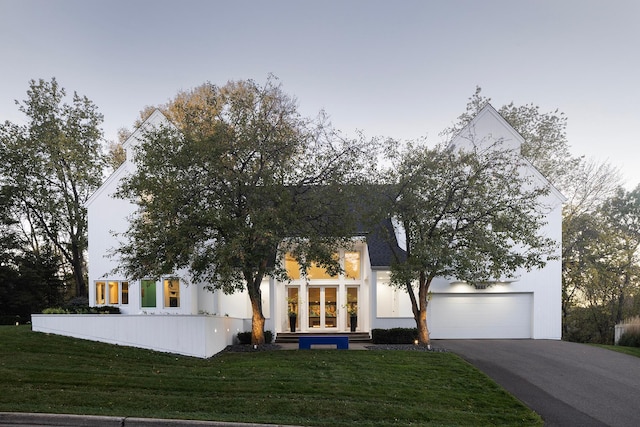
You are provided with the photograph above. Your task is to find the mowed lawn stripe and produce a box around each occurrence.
[0,326,541,426]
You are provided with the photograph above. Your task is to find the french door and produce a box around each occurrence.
[308,287,338,329]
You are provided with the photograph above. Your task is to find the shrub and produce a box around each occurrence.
[618,317,640,347]
[617,316,640,347]
[94,306,121,314]
[42,307,69,314]
[618,330,640,347]
[66,296,90,307]
[237,331,273,345]
[0,315,30,325]
[237,332,251,344]
[371,328,418,344]
[41,306,120,315]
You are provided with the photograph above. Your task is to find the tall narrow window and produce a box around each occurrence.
[164,278,180,308]
[95,282,106,305]
[108,281,119,304]
[141,280,156,308]
[121,281,129,304]
[344,252,361,279]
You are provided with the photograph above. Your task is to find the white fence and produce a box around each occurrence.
[32,314,249,358]
[615,324,626,344]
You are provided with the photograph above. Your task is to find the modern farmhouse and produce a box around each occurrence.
[32,104,564,357]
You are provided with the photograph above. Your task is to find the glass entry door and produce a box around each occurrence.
[308,287,337,329]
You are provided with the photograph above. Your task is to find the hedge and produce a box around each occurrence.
[371,327,418,344]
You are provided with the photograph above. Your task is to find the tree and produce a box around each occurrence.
[0,78,105,297]
[563,186,640,343]
[0,182,65,318]
[114,77,372,344]
[441,86,579,190]
[380,138,556,345]
[561,159,622,337]
[105,128,130,172]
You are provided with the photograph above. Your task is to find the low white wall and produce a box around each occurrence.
[32,314,247,358]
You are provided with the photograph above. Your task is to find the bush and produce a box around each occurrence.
[0,315,30,325]
[66,296,89,307]
[618,330,640,347]
[42,307,69,314]
[616,316,640,347]
[41,306,120,315]
[237,332,251,344]
[237,330,273,345]
[371,328,418,344]
[94,306,121,314]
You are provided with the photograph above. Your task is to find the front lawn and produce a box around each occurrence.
[593,343,640,358]
[0,326,541,426]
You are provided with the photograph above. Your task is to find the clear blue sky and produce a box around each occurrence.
[1,0,639,187]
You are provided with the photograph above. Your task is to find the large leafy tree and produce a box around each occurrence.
[0,179,65,318]
[381,139,556,345]
[561,159,622,337]
[0,78,105,297]
[115,77,372,344]
[564,186,640,343]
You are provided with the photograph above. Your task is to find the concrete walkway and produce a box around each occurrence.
[439,340,640,427]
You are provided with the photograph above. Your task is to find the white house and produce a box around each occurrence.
[32,105,564,357]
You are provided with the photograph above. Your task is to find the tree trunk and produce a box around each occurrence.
[251,301,266,345]
[416,304,430,345]
[246,266,266,345]
[407,272,431,346]
[71,241,86,297]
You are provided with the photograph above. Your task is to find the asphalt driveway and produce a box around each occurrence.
[438,340,640,426]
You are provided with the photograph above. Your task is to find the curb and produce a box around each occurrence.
[0,413,300,427]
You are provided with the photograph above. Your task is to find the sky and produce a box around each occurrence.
[1,0,639,187]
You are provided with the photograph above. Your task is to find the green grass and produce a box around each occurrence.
[592,343,640,358]
[0,326,541,426]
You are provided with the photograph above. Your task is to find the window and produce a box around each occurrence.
[164,278,180,308]
[141,279,157,308]
[307,261,337,279]
[95,282,106,305]
[108,281,119,304]
[286,251,360,280]
[96,280,129,305]
[344,252,361,279]
[285,254,301,280]
[121,281,129,304]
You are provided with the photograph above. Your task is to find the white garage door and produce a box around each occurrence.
[428,293,532,339]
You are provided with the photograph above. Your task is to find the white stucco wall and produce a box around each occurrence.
[32,314,248,358]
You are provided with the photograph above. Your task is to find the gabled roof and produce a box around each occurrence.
[450,103,525,152]
[85,110,170,209]
[451,103,566,204]
[122,109,172,163]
